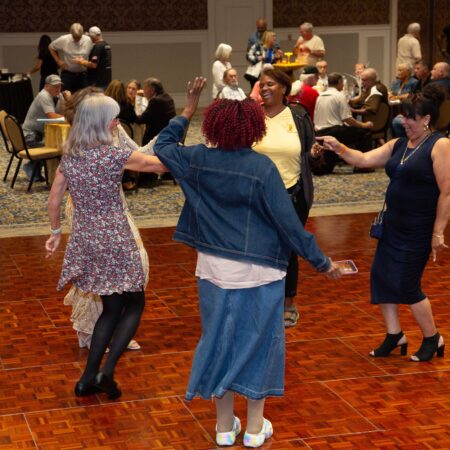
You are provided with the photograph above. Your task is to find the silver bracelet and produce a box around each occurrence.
[50,228,62,235]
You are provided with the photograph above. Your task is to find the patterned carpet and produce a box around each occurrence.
[0,115,388,237]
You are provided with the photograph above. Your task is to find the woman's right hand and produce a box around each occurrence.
[316,136,343,154]
[325,258,343,279]
[182,77,207,120]
[45,234,61,258]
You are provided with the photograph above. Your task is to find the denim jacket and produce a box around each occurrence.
[154,116,330,272]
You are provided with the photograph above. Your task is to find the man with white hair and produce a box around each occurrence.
[350,68,388,119]
[73,26,112,90]
[293,22,325,67]
[49,23,93,92]
[396,23,422,68]
[219,68,246,100]
[288,65,319,120]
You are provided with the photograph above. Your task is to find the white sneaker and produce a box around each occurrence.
[243,418,273,448]
[216,416,241,446]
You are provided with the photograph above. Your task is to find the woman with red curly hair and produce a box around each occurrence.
[154,77,341,448]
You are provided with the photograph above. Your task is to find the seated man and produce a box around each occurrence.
[134,78,176,183]
[288,65,319,120]
[349,68,388,121]
[218,68,246,100]
[314,72,373,174]
[389,63,418,101]
[430,62,450,95]
[315,60,328,92]
[412,60,432,94]
[22,74,68,180]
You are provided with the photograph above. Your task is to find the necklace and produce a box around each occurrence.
[400,133,432,165]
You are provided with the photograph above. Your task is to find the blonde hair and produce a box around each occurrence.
[63,95,120,157]
[262,31,275,48]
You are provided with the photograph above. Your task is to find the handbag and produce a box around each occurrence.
[369,199,386,239]
[245,60,263,79]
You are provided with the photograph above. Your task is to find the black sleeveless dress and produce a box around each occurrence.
[371,132,444,304]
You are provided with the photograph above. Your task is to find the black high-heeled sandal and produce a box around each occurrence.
[410,332,445,362]
[370,331,408,357]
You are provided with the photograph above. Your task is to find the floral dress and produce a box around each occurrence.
[57,145,145,296]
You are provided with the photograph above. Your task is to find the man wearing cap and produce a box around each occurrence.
[288,66,319,120]
[21,75,69,180]
[74,26,112,90]
[49,22,93,92]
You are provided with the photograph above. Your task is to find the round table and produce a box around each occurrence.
[273,62,302,80]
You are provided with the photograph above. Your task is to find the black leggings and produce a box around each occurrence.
[79,290,145,383]
[285,185,309,298]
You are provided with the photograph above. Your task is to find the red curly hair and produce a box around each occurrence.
[202,98,266,150]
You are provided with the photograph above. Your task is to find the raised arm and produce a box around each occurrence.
[431,137,450,261]
[318,136,397,169]
[124,152,167,172]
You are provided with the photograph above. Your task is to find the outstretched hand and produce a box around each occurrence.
[182,77,207,120]
[316,136,343,154]
[325,258,343,279]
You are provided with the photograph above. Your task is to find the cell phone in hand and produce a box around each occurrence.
[335,260,358,275]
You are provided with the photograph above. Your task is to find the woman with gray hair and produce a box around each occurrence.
[45,95,165,399]
[212,43,232,98]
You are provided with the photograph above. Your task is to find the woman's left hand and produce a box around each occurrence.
[432,235,448,262]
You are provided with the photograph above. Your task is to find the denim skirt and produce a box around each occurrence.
[185,278,285,401]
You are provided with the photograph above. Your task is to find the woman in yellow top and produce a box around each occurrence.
[253,68,318,327]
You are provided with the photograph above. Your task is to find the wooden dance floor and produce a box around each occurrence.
[2,212,450,449]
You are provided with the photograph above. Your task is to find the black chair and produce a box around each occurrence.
[4,114,60,192]
[0,110,14,182]
[366,102,390,146]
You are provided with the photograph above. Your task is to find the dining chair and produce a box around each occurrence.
[367,102,390,146]
[0,110,15,182]
[436,99,450,137]
[4,114,61,192]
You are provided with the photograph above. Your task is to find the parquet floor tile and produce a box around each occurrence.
[285,302,385,341]
[325,371,450,431]
[147,264,197,290]
[1,215,450,447]
[0,363,99,415]
[285,339,386,385]
[153,286,200,316]
[0,415,36,449]
[134,315,201,355]
[26,398,215,449]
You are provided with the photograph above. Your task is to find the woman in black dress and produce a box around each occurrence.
[319,84,450,362]
[28,35,59,91]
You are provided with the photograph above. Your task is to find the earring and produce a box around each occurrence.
[424,123,429,131]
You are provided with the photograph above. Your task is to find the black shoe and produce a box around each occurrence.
[74,381,101,397]
[410,332,445,362]
[370,331,408,357]
[94,372,122,399]
[353,167,375,174]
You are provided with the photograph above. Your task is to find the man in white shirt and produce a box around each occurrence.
[314,73,373,174]
[315,60,328,92]
[219,68,246,100]
[49,22,93,92]
[293,22,325,67]
[396,23,422,68]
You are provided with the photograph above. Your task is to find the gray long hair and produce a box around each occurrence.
[63,95,120,157]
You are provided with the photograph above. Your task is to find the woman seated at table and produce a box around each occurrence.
[105,80,136,125]
[126,79,148,116]
[389,63,418,102]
